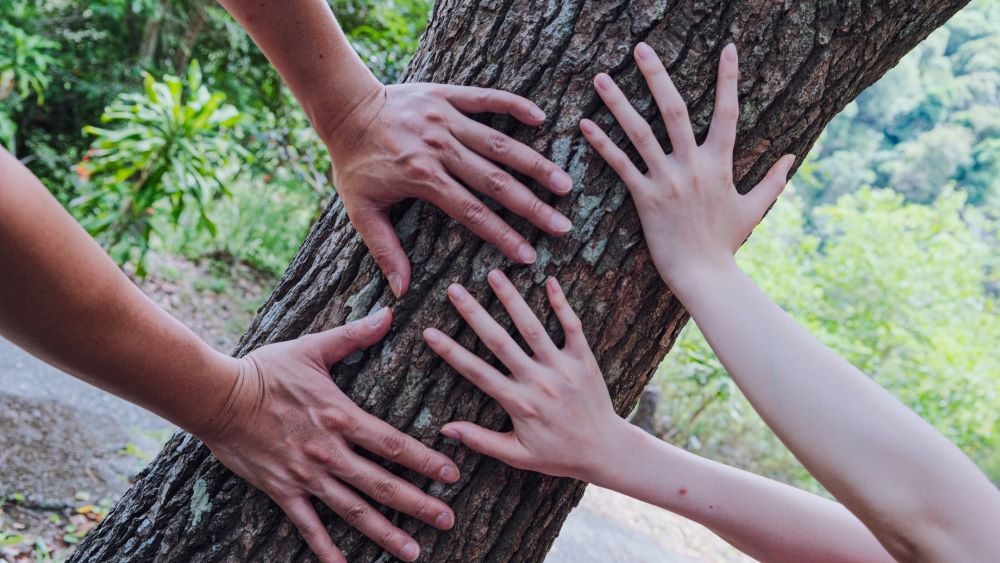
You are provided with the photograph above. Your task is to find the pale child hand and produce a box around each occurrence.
[422,271,624,481]
[579,42,796,289]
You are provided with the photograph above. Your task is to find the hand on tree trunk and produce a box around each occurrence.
[579,43,795,291]
[325,82,575,298]
[423,271,625,483]
[200,309,460,563]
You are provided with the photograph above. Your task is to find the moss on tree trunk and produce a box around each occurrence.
[72,1,969,561]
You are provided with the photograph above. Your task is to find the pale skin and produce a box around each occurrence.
[2,0,576,561]
[427,43,1000,562]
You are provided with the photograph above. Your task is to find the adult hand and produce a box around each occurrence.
[579,43,795,289]
[201,309,460,563]
[326,83,575,298]
[422,270,624,482]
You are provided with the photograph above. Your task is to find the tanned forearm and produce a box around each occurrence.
[216,0,382,143]
[0,148,236,435]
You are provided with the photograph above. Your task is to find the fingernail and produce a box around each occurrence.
[551,212,572,233]
[447,283,466,302]
[724,43,737,61]
[595,73,612,91]
[579,119,595,134]
[438,464,460,483]
[423,328,441,344]
[549,170,572,193]
[400,542,419,562]
[435,511,454,530]
[387,272,403,298]
[368,307,389,326]
[546,276,560,292]
[530,107,546,121]
[517,243,537,264]
[636,42,654,61]
[487,269,504,286]
[441,427,461,440]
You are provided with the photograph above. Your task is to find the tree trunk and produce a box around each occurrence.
[72,1,969,561]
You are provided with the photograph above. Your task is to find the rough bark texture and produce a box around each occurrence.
[73,1,969,561]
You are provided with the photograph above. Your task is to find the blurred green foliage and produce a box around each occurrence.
[72,61,245,272]
[0,0,997,491]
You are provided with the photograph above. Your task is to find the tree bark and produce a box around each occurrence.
[72,1,969,561]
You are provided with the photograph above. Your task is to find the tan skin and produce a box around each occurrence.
[2,1,575,561]
[428,44,1000,562]
[219,0,574,297]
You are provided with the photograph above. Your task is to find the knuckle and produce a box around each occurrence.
[419,451,438,476]
[295,518,322,538]
[319,407,352,431]
[412,494,434,520]
[527,197,546,220]
[539,382,560,399]
[423,109,447,124]
[378,526,398,547]
[565,316,583,334]
[610,153,632,172]
[666,103,689,123]
[461,199,489,226]
[381,432,408,461]
[486,170,513,196]
[510,397,539,419]
[342,323,363,345]
[344,504,370,527]
[522,324,545,342]
[288,463,312,484]
[631,123,655,145]
[420,132,450,151]
[405,158,437,182]
[717,103,739,121]
[372,478,400,504]
[488,133,510,156]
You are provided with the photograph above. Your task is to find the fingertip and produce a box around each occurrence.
[528,105,546,123]
[423,327,442,345]
[440,425,462,440]
[579,118,596,135]
[437,463,460,483]
[447,283,466,302]
[594,73,613,91]
[487,269,506,287]
[723,42,737,62]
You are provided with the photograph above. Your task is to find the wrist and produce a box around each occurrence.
[180,349,244,441]
[316,76,385,158]
[577,418,646,486]
[661,256,742,304]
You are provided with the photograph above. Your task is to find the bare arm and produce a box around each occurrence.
[582,42,1000,561]
[218,0,575,296]
[0,148,461,562]
[425,272,891,562]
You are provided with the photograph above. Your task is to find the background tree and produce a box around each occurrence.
[57,0,974,561]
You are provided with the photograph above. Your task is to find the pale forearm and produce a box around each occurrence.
[589,423,891,563]
[0,150,235,435]
[668,260,1000,560]
[217,0,381,143]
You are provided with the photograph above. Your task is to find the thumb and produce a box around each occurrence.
[313,308,393,367]
[441,423,528,468]
[350,207,411,298]
[744,154,795,225]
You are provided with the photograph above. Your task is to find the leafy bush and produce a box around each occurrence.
[71,61,246,273]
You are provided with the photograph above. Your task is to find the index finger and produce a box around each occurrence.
[437,84,546,126]
[343,409,461,484]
